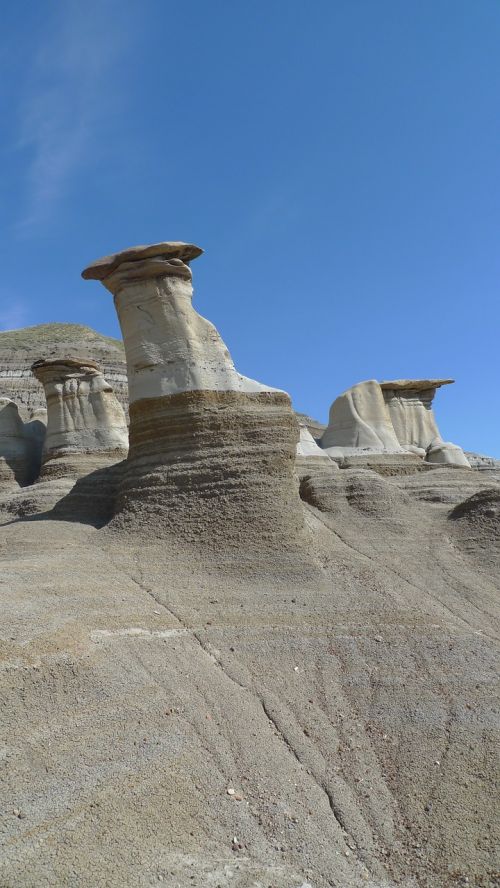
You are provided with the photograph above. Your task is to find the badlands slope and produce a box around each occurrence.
[1,439,499,887]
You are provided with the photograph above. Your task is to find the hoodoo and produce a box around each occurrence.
[31,357,129,478]
[380,378,454,453]
[82,242,308,560]
[321,377,470,471]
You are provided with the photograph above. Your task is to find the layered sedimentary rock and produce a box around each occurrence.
[0,324,128,417]
[380,378,453,453]
[295,422,338,492]
[82,242,308,561]
[448,488,500,570]
[320,379,403,453]
[31,358,128,478]
[0,399,35,489]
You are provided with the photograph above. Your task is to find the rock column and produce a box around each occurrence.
[82,242,307,560]
[380,379,452,453]
[32,358,128,478]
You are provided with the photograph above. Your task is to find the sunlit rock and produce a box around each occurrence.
[82,242,311,567]
[31,358,128,478]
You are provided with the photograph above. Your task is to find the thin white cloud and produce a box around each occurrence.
[16,0,131,231]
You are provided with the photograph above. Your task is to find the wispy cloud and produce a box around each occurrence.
[15,0,131,231]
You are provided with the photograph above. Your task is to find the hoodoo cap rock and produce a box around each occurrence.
[81,242,204,281]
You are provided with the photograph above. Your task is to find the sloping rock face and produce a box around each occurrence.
[0,324,127,417]
[448,488,500,570]
[31,358,128,479]
[3,460,498,888]
[82,242,310,567]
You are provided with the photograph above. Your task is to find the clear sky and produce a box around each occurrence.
[1,1,499,455]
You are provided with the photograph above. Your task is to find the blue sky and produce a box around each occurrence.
[1,1,499,455]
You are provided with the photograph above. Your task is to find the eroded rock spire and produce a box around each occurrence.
[82,242,310,565]
[31,357,128,477]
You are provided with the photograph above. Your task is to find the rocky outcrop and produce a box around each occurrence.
[295,422,338,496]
[448,488,500,570]
[425,438,471,468]
[82,242,310,564]
[321,378,470,472]
[31,358,128,478]
[320,379,403,453]
[0,324,127,417]
[0,399,36,489]
[380,378,454,453]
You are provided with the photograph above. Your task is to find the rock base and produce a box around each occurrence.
[112,390,309,559]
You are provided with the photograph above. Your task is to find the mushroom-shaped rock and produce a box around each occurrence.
[320,380,402,453]
[31,358,128,478]
[83,242,281,401]
[82,241,310,564]
[425,439,471,468]
[380,379,454,452]
[0,398,34,489]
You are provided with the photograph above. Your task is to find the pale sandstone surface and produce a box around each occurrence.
[0,463,498,888]
[84,242,281,402]
[320,380,403,452]
[295,424,339,490]
[0,323,128,416]
[321,379,471,471]
[296,425,332,461]
[380,380,451,453]
[425,439,472,468]
[31,358,128,479]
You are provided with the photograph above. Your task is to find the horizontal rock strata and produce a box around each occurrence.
[113,390,306,555]
[295,424,338,499]
[83,241,311,568]
[0,324,128,417]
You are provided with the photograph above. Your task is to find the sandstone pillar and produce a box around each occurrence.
[380,379,452,453]
[82,242,307,558]
[31,358,128,477]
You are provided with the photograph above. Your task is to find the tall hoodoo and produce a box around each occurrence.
[31,357,128,477]
[82,242,307,558]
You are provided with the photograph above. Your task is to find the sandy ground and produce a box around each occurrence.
[0,466,499,887]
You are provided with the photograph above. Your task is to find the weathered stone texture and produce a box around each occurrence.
[32,357,128,479]
[0,324,128,417]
